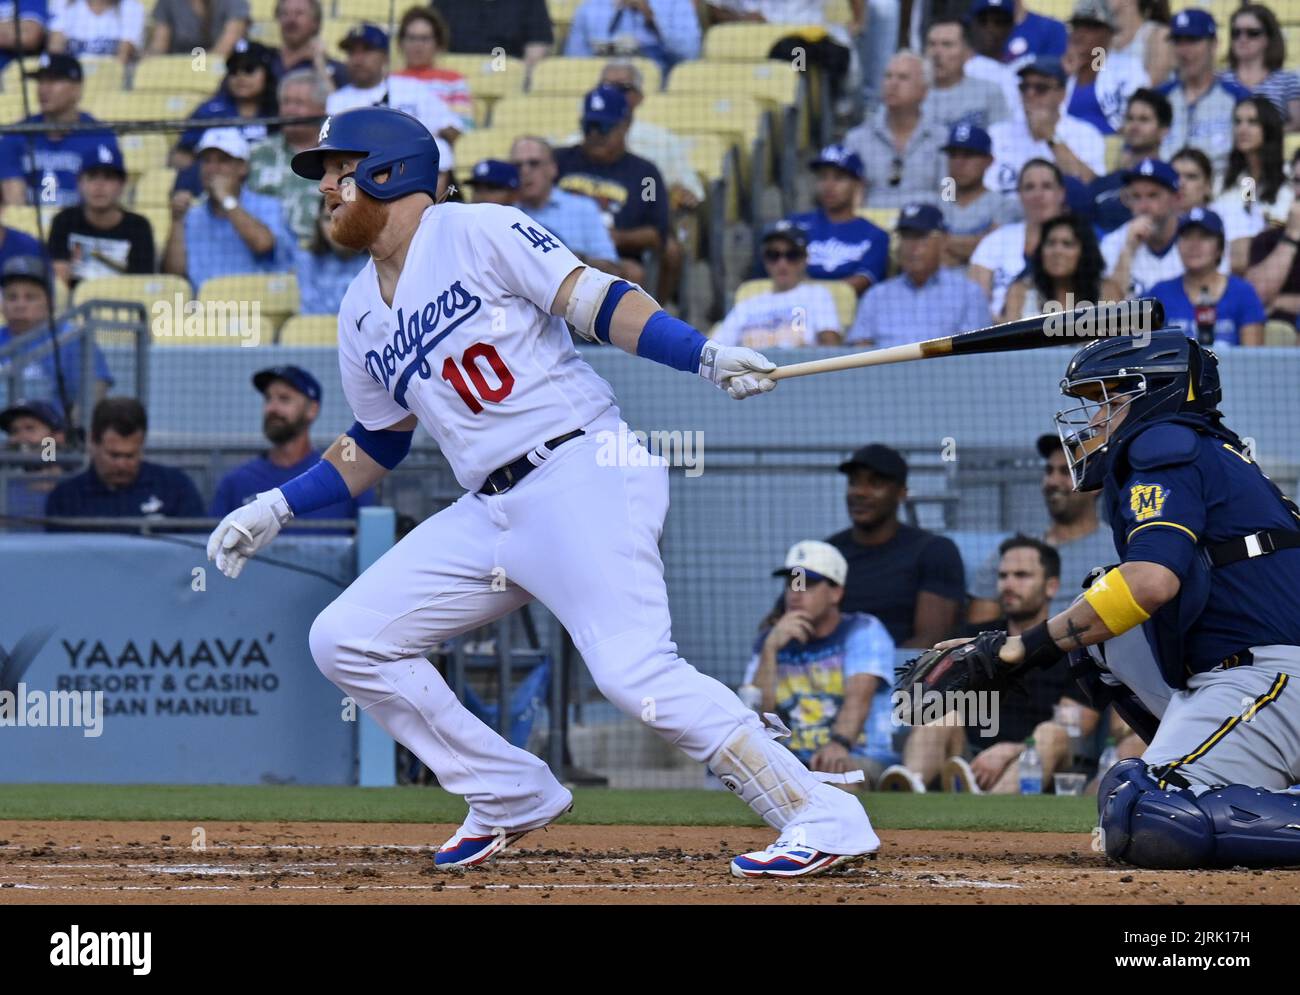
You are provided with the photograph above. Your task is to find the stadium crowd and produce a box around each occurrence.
[2,0,1298,791]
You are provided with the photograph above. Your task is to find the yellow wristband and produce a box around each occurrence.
[1083,567,1151,636]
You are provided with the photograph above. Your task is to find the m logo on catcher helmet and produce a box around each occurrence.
[1130,482,1168,522]
[319,116,331,142]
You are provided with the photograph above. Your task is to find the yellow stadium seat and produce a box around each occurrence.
[470,95,493,128]
[137,206,173,251]
[637,92,764,147]
[438,53,528,101]
[278,314,338,345]
[858,207,899,232]
[120,133,171,177]
[1265,319,1298,346]
[131,54,225,94]
[131,168,177,208]
[198,272,300,325]
[0,56,39,93]
[332,0,399,24]
[85,91,201,122]
[1105,133,1123,172]
[248,19,279,44]
[732,277,856,331]
[528,56,662,95]
[823,0,854,27]
[154,307,274,345]
[489,94,586,142]
[668,59,798,107]
[249,0,277,22]
[1,205,58,239]
[702,22,807,61]
[451,128,516,180]
[72,273,191,313]
[547,0,580,29]
[78,57,126,95]
[0,89,30,122]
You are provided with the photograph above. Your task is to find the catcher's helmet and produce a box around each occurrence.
[291,106,441,201]
[1055,330,1222,491]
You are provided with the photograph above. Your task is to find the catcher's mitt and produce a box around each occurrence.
[893,631,1017,726]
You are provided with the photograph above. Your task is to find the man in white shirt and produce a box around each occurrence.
[985,56,1105,197]
[714,221,841,349]
[1101,157,1202,296]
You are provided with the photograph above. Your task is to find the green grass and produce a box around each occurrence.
[0,784,1097,833]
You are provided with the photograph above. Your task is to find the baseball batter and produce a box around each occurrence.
[905,330,1300,869]
[206,107,879,878]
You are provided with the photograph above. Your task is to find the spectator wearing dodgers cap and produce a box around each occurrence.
[847,204,991,347]
[1149,207,1266,347]
[466,159,519,207]
[939,121,1020,267]
[49,143,155,290]
[741,539,899,789]
[1158,8,1252,181]
[210,366,375,530]
[782,145,887,297]
[162,127,297,289]
[0,53,121,209]
[713,221,841,349]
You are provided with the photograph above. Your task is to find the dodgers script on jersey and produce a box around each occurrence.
[336,203,618,489]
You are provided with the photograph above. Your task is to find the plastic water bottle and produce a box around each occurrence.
[1098,737,1119,777]
[1019,737,1043,794]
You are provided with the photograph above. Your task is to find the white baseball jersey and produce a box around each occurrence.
[1100,221,1229,296]
[984,114,1106,196]
[337,203,617,490]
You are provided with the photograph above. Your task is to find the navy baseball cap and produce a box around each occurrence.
[838,444,908,483]
[1123,156,1179,191]
[582,84,629,130]
[340,22,390,51]
[253,366,322,403]
[810,144,864,180]
[227,38,274,71]
[969,0,1014,18]
[1017,56,1067,85]
[760,219,808,250]
[80,141,126,177]
[468,159,519,189]
[942,121,992,155]
[0,398,64,434]
[26,52,82,81]
[0,254,49,287]
[896,202,947,234]
[1170,8,1216,39]
[1177,206,1225,237]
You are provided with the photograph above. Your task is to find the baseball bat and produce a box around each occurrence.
[768,297,1165,382]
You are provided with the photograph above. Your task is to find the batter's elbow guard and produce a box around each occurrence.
[346,421,413,470]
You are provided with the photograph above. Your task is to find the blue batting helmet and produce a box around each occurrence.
[291,106,441,201]
[1054,330,1222,491]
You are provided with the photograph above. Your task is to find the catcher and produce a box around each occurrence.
[898,330,1300,868]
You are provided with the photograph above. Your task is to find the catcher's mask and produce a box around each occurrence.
[1054,331,1221,491]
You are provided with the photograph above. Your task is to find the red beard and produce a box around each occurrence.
[328,189,389,251]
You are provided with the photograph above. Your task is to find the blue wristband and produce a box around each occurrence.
[347,420,412,470]
[280,459,351,517]
[636,309,707,373]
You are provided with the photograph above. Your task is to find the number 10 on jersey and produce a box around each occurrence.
[442,342,516,413]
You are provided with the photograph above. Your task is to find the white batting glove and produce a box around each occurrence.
[698,342,777,400]
[206,488,293,579]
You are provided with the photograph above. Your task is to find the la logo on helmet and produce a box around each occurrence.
[319,116,331,142]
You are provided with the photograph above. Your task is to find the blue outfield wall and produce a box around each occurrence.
[0,534,360,784]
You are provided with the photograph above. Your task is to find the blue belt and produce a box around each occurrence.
[478,429,585,495]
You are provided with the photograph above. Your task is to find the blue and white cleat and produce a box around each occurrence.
[730,837,873,879]
[434,826,532,869]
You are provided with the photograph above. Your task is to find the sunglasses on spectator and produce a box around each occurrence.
[1232,26,1266,39]
[763,248,805,262]
[888,156,902,187]
[1019,81,1057,95]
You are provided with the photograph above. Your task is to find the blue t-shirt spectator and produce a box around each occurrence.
[787,209,889,285]
[0,0,48,69]
[563,0,700,71]
[294,245,366,316]
[0,114,120,206]
[210,449,376,532]
[743,612,898,766]
[1149,274,1267,347]
[554,144,669,255]
[0,321,113,411]
[183,187,296,289]
[46,460,203,521]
